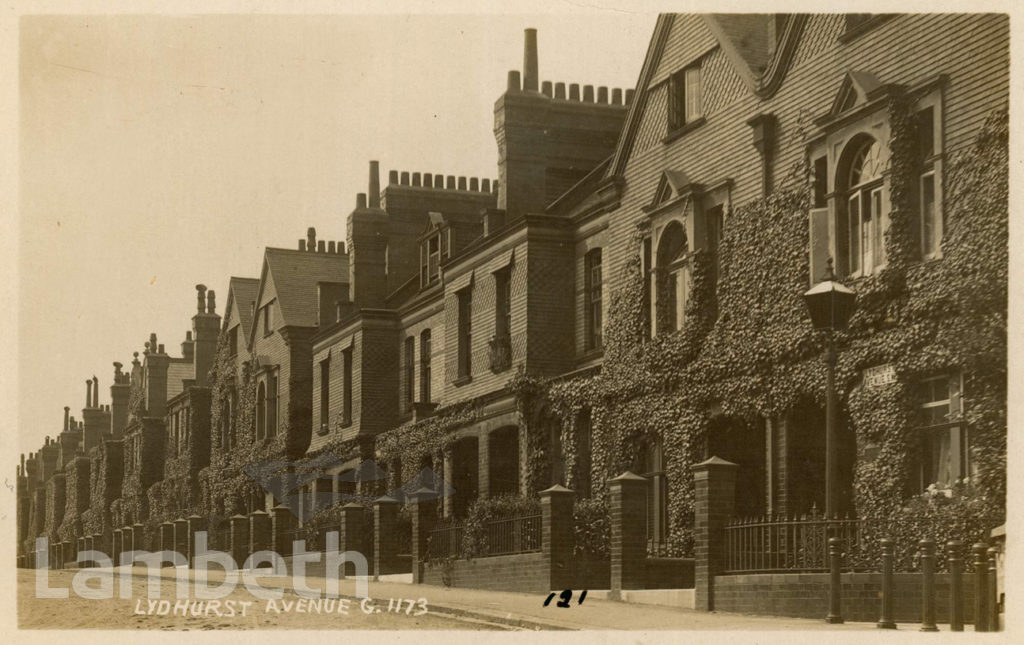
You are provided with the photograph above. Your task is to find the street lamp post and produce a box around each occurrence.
[803,259,856,518]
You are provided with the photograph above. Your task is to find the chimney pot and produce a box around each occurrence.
[337,241,345,254]
[446,175,456,190]
[507,70,521,92]
[368,160,381,208]
[612,88,623,105]
[492,179,500,193]
[150,333,158,350]
[555,82,566,99]
[207,290,216,313]
[317,240,326,253]
[307,227,317,251]
[583,85,594,102]
[328,240,336,253]
[357,193,367,209]
[423,172,433,187]
[86,379,93,407]
[523,28,539,92]
[388,170,399,185]
[400,171,410,185]
[569,83,580,100]
[158,344,165,353]
[470,177,479,191]
[458,176,467,190]
[64,407,70,431]
[186,331,193,341]
[113,361,123,377]
[195,285,207,313]
[625,88,635,105]
[541,80,553,97]
[482,178,491,193]
[598,86,609,103]
[434,174,445,188]
[299,239,307,251]
[412,172,421,187]
[93,375,99,408]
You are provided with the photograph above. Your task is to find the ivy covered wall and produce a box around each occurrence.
[512,108,1007,559]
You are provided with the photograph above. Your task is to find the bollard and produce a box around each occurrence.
[972,543,988,632]
[919,539,938,631]
[987,546,1000,632]
[877,538,897,629]
[948,540,964,631]
[826,537,844,624]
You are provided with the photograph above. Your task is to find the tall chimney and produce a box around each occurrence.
[64,407,70,432]
[307,227,317,252]
[92,375,99,408]
[207,289,216,313]
[368,161,381,208]
[523,28,539,92]
[196,284,207,313]
[85,379,92,408]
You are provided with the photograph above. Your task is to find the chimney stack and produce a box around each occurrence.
[328,240,336,253]
[299,239,307,251]
[317,240,326,253]
[368,161,381,208]
[64,407,70,432]
[111,361,129,436]
[92,375,99,408]
[307,227,317,252]
[207,289,216,313]
[523,28,539,92]
[357,193,367,209]
[85,379,92,408]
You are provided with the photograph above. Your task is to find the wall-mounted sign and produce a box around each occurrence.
[862,363,896,388]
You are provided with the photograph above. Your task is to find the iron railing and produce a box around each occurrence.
[428,512,542,561]
[724,514,863,573]
[427,519,464,560]
[480,513,542,556]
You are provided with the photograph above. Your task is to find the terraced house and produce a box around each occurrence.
[17,14,1007,620]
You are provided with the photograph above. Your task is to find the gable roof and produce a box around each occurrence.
[225,277,260,339]
[610,14,807,178]
[250,248,349,341]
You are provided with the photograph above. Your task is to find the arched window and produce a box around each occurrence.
[655,221,689,335]
[256,382,266,441]
[838,136,887,277]
[267,373,278,437]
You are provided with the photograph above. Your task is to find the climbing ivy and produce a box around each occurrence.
[507,108,1007,559]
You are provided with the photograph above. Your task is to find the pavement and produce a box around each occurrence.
[106,564,887,631]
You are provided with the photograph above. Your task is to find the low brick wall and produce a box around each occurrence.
[714,572,976,623]
[422,553,548,593]
[646,557,694,589]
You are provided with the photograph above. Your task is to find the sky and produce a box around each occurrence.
[15,11,659,449]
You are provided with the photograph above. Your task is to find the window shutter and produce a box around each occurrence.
[809,207,832,285]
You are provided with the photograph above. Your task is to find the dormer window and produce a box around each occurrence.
[668,61,703,133]
[420,226,452,287]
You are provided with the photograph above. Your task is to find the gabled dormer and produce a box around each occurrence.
[419,212,452,289]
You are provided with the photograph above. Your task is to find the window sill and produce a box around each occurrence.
[577,347,604,363]
[453,375,472,387]
[662,117,706,145]
[341,419,352,429]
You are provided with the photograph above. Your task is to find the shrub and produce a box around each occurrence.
[573,497,610,559]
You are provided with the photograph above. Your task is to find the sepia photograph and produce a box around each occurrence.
[5,1,1015,639]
